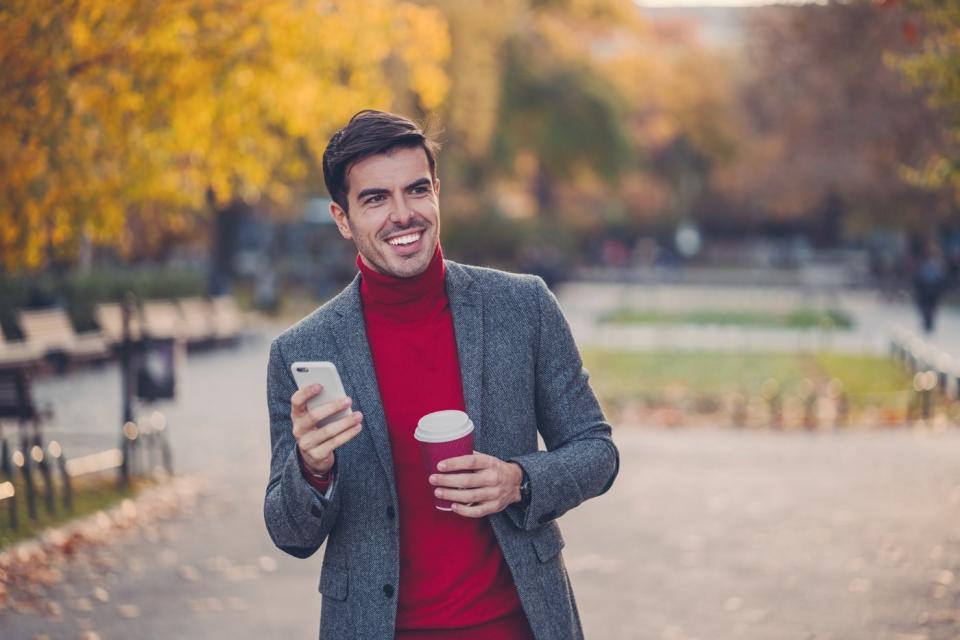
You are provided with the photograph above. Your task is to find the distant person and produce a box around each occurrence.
[913,244,947,334]
[263,110,619,639]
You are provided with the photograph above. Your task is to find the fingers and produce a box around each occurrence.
[434,486,498,505]
[436,451,491,473]
[299,411,363,451]
[429,470,494,490]
[292,396,353,437]
[431,457,504,511]
[290,384,323,417]
[300,425,362,469]
[450,501,496,518]
[430,453,519,518]
[299,412,364,468]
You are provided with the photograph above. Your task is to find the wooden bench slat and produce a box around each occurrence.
[95,303,143,343]
[141,301,182,340]
[17,308,109,361]
[177,298,216,342]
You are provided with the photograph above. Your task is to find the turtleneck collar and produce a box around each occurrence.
[357,243,447,320]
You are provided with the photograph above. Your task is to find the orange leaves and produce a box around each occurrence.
[0,0,451,270]
[69,21,92,50]
[394,3,452,110]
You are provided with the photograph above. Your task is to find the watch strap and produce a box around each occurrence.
[518,470,531,507]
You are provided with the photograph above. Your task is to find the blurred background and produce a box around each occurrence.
[3,0,960,639]
[3,0,958,305]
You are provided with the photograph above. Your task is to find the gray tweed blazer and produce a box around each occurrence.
[264,261,619,640]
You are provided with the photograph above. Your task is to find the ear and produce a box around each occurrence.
[329,201,353,240]
[434,178,440,197]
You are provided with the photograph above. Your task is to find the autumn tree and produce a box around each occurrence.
[429,0,647,237]
[430,0,744,238]
[896,0,960,206]
[716,0,951,238]
[595,13,742,230]
[0,0,450,270]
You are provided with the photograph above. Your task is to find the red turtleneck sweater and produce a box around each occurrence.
[303,245,532,639]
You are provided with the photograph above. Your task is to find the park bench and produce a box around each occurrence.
[210,295,244,344]
[106,296,244,350]
[95,302,143,346]
[176,297,217,347]
[17,308,110,367]
[140,300,183,342]
[0,329,43,370]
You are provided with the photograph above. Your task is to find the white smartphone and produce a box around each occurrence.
[290,361,352,427]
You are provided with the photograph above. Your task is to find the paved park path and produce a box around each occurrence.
[2,313,960,639]
[557,281,960,357]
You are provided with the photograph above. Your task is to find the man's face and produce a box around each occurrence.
[329,146,440,279]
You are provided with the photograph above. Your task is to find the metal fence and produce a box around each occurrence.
[0,412,172,533]
[889,323,958,420]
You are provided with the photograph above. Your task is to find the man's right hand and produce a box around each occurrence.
[291,385,364,475]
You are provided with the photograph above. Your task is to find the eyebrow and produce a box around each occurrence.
[406,178,432,191]
[356,187,389,201]
[356,178,432,202]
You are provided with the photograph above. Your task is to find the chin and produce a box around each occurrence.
[387,240,436,277]
[391,256,432,278]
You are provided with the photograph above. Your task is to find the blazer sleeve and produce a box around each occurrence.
[505,276,620,531]
[263,337,342,558]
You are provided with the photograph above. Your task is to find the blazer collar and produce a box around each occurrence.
[444,262,485,448]
[329,274,395,482]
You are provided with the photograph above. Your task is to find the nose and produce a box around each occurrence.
[389,195,415,227]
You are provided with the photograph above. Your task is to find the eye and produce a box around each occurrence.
[365,194,386,205]
[410,185,430,195]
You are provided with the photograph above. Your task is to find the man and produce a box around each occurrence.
[264,110,618,639]
[913,242,947,334]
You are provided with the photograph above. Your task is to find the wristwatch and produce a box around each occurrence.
[518,470,531,507]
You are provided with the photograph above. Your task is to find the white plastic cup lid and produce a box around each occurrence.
[414,410,474,443]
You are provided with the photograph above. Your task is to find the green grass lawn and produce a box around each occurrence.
[600,308,854,330]
[813,353,917,400]
[582,349,913,414]
[0,475,141,548]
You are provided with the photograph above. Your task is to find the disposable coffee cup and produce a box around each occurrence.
[414,410,475,511]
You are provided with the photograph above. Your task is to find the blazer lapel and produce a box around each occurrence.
[330,275,396,484]
[445,262,485,449]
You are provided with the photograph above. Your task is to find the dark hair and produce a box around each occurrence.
[322,110,440,213]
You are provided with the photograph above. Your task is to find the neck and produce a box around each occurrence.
[357,244,447,316]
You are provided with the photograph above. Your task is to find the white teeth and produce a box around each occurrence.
[387,232,420,246]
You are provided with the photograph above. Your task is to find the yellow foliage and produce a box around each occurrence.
[427,0,526,158]
[0,0,451,269]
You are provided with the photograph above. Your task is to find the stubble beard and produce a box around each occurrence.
[356,225,436,279]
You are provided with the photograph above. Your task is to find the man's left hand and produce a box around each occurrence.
[429,452,523,518]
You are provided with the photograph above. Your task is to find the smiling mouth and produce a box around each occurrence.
[386,231,423,246]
